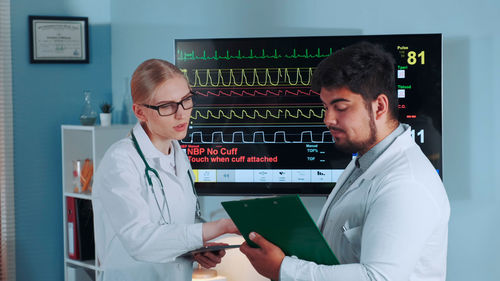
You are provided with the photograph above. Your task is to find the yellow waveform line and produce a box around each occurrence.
[180,68,314,87]
[191,108,324,120]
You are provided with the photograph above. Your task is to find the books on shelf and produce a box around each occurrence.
[66,196,95,261]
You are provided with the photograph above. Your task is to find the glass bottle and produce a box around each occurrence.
[80,90,97,125]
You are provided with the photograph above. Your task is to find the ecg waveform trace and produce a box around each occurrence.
[191,107,325,121]
[182,130,334,144]
[177,48,335,61]
[193,89,320,97]
[182,68,314,87]
[194,89,319,97]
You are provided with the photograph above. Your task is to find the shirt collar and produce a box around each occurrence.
[356,123,405,171]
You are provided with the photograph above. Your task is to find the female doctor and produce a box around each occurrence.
[92,59,238,281]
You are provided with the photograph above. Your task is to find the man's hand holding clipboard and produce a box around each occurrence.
[240,232,285,281]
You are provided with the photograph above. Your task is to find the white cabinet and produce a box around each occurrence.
[61,125,132,281]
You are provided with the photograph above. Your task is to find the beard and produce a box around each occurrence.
[331,110,377,154]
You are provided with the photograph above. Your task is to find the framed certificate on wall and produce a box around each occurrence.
[29,16,89,63]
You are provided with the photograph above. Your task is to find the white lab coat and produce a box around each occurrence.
[280,124,450,281]
[92,123,203,281]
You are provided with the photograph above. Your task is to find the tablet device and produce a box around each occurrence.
[180,244,240,257]
[222,195,339,265]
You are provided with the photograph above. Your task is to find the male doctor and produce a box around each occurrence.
[240,42,450,281]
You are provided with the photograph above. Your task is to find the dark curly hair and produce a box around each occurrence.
[312,42,398,120]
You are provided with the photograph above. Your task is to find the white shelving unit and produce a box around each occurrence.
[61,124,133,281]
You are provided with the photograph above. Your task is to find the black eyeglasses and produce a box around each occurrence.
[142,93,195,116]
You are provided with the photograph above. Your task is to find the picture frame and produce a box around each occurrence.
[29,16,89,63]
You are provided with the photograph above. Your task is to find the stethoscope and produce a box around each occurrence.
[131,130,204,225]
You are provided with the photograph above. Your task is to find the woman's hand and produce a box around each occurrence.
[219,218,239,235]
[193,242,228,268]
[202,218,240,242]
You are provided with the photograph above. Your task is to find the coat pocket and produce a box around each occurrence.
[342,225,362,259]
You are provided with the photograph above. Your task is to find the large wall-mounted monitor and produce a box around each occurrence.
[175,34,442,195]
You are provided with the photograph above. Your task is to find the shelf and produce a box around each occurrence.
[65,258,101,271]
[61,125,96,131]
[62,124,133,280]
[64,192,92,200]
[61,124,134,131]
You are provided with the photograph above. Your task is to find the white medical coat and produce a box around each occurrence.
[92,123,203,281]
[280,125,450,281]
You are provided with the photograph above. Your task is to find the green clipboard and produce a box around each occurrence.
[222,195,339,265]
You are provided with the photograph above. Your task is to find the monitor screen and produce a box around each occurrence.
[175,34,442,195]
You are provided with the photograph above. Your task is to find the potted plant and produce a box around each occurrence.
[99,102,113,126]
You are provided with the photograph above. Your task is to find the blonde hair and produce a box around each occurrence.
[130,59,186,104]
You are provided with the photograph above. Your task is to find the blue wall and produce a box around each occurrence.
[11,1,111,280]
[10,0,500,280]
[110,1,500,281]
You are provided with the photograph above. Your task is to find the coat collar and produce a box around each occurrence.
[131,122,191,177]
[317,124,413,226]
[132,122,165,159]
[317,158,356,225]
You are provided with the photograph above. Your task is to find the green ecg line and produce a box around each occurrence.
[177,48,334,61]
